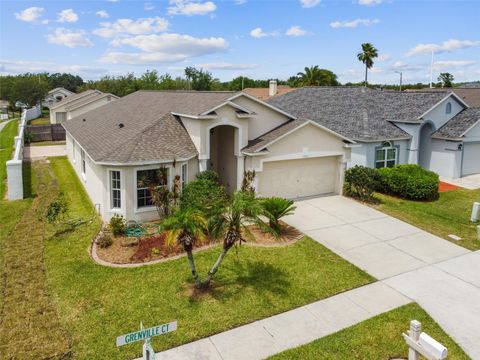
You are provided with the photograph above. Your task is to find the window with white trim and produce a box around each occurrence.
[446,102,452,114]
[110,170,121,209]
[136,167,169,208]
[375,141,397,168]
[81,149,86,175]
[181,163,188,188]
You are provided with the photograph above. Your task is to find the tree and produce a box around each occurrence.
[184,67,218,91]
[296,66,339,86]
[357,43,378,87]
[438,73,454,88]
[202,191,264,287]
[47,73,84,92]
[13,74,48,107]
[261,197,296,235]
[161,209,209,288]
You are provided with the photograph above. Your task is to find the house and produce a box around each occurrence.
[408,87,480,107]
[266,87,478,178]
[243,81,295,100]
[0,100,9,120]
[50,89,119,124]
[63,90,353,222]
[44,87,75,108]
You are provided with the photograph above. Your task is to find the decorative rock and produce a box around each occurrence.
[448,234,462,241]
[121,237,140,247]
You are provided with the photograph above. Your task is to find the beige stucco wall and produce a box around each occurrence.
[67,96,115,120]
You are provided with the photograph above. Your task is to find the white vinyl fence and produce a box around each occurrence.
[6,105,42,200]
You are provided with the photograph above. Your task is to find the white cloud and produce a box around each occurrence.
[358,0,384,6]
[286,26,307,37]
[100,33,228,64]
[15,7,45,23]
[41,19,50,25]
[378,54,391,61]
[144,2,155,10]
[196,62,258,70]
[250,27,277,38]
[57,9,79,23]
[47,28,94,48]
[0,59,106,78]
[433,60,476,70]
[93,17,169,38]
[96,10,109,19]
[299,0,321,8]
[107,0,119,2]
[330,18,380,28]
[167,0,216,16]
[234,0,246,4]
[406,39,480,57]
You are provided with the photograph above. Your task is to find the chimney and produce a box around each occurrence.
[269,80,278,97]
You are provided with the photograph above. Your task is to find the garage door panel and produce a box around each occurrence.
[257,157,338,198]
[463,143,480,176]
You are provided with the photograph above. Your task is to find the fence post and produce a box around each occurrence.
[408,320,421,360]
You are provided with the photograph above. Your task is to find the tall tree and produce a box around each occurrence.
[184,67,218,91]
[296,66,339,86]
[47,73,84,92]
[357,43,378,87]
[438,72,454,88]
[13,74,48,107]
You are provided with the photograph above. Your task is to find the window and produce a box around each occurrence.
[110,171,121,209]
[375,141,397,168]
[136,167,169,208]
[81,149,86,175]
[181,163,188,188]
[446,102,452,114]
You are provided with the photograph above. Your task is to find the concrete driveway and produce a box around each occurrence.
[284,195,480,359]
[24,144,66,160]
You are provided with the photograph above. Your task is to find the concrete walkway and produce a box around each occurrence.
[0,119,12,134]
[284,195,480,359]
[24,144,66,160]
[441,174,480,190]
[150,282,410,360]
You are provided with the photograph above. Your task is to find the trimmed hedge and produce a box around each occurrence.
[343,165,381,202]
[377,164,439,201]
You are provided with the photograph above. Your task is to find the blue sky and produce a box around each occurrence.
[1,0,479,84]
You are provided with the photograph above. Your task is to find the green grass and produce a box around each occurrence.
[39,156,373,359]
[28,140,66,147]
[0,120,18,198]
[376,190,480,250]
[270,303,469,360]
[28,116,50,125]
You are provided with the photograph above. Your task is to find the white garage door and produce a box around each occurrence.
[257,156,339,198]
[463,143,480,176]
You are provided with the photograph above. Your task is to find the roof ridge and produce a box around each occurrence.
[136,90,236,94]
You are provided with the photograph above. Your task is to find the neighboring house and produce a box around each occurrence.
[408,87,480,107]
[267,87,478,179]
[0,100,9,120]
[63,90,353,222]
[50,89,119,124]
[45,87,75,108]
[243,81,295,100]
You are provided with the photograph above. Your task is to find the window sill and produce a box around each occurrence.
[134,206,157,214]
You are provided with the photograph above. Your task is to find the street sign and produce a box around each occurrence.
[116,321,177,347]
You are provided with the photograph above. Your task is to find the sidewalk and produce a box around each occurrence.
[151,282,411,360]
[24,144,66,160]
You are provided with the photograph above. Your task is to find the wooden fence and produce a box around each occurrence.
[26,124,65,142]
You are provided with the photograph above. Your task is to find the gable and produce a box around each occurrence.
[422,94,466,130]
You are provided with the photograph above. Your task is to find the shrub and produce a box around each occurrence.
[195,170,219,183]
[180,173,227,238]
[97,234,113,248]
[109,214,126,236]
[261,197,296,234]
[343,166,381,202]
[377,164,439,200]
[46,193,68,223]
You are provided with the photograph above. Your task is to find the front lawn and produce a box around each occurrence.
[28,116,50,125]
[270,303,469,359]
[376,189,480,250]
[1,156,373,359]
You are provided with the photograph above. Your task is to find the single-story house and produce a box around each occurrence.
[266,86,479,178]
[44,87,75,108]
[63,90,353,222]
[50,89,118,124]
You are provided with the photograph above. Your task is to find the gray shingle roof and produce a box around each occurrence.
[432,107,480,140]
[242,119,306,153]
[63,90,237,163]
[50,89,100,109]
[266,87,450,141]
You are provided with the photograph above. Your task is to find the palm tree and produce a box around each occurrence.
[261,197,296,235]
[357,43,378,87]
[161,209,208,288]
[297,66,321,86]
[202,192,264,287]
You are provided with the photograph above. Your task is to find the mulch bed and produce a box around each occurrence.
[439,181,459,193]
[130,233,182,262]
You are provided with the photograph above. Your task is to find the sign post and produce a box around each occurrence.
[116,321,177,360]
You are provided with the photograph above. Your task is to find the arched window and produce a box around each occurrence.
[446,102,452,114]
[375,141,397,168]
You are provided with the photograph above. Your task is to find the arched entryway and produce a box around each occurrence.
[418,122,433,169]
[209,125,237,194]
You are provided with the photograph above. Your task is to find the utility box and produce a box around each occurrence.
[471,202,480,223]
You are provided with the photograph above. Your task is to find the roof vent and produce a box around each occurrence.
[82,118,86,122]
[118,123,124,128]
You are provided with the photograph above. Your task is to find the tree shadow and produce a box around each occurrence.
[22,160,35,199]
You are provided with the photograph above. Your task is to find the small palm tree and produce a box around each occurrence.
[297,66,320,86]
[357,43,378,87]
[261,197,296,234]
[203,192,264,287]
[161,209,208,288]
